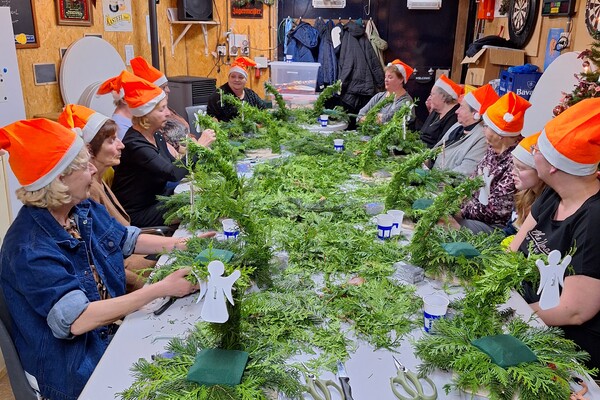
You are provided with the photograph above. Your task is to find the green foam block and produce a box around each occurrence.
[187,348,249,386]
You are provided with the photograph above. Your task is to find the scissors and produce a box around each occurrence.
[300,362,344,400]
[390,356,437,400]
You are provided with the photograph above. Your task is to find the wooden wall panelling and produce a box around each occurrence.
[16,0,274,117]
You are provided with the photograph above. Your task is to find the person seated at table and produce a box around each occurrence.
[419,75,462,148]
[0,118,203,400]
[207,56,267,122]
[503,132,546,236]
[130,56,195,153]
[58,104,215,291]
[509,98,600,374]
[100,70,216,228]
[431,84,499,175]
[446,92,531,233]
[357,59,416,125]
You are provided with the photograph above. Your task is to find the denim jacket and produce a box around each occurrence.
[0,200,139,400]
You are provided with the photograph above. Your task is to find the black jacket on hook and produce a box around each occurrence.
[337,21,385,113]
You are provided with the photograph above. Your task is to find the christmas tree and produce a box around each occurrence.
[553,33,600,116]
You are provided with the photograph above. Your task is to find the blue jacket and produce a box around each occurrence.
[0,200,136,400]
[285,22,319,62]
[315,18,338,90]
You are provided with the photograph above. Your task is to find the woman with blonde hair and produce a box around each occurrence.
[99,70,215,227]
[0,118,202,399]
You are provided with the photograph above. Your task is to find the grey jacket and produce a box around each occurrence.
[432,122,487,176]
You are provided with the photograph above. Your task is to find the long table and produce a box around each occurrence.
[79,229,600,399]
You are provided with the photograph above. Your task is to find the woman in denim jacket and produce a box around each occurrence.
[0,119,201,400]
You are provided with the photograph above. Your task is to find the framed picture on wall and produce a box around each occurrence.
[56,0,93,26]
[10,0,40,48]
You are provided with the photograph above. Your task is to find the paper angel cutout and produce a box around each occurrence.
[535,249,571,310]
[198,260,241,323]
[478,166,493,206]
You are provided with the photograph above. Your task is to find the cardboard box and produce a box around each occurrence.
[497,70,542,100]
[462,46,526,86]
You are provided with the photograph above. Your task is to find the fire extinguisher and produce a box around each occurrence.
[477,0,495,21]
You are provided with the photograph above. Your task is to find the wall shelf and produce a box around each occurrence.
[166,8,219,56]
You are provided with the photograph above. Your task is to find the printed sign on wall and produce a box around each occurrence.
[103,0,133,32]
[232,1,263,19]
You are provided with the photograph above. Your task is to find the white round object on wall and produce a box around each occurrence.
[60,36,125,117]
[521,51,581,137]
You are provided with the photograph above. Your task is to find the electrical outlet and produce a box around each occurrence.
[228,34,247,58]
[217,45,226,56]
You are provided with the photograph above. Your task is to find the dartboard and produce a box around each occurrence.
[508,0,540,47]
[586,0,600,36]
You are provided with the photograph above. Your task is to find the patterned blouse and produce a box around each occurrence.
[461,145,517,226]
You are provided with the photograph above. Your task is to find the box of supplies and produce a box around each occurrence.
[269,61,320,94]
[462,46,526,86]
[497,70,542,100]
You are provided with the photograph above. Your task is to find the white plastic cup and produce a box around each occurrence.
[387,210,405,236]
[320,114,329,127]
[376,213,397,240]
[221,218,240,240]
[333,138,344,152]
[423,294,449,333]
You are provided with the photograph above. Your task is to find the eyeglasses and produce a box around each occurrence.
[530,144,540,155]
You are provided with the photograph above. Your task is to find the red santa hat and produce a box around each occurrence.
[58,104,110,144]
[0,119,84,191]
[130,56,168,87]
[462,83,499,120]
[98,70,165,117]
[537,98,600,176]
[482,92,531,137]
[386,59,414,83]
[228,57,257,79]
[434,75,463,100]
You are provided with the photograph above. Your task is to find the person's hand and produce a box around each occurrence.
[357,116,366,124]
[198,231,217,239]
[160,268,199,298]
[198,129,216,148]
[376,113,383,124]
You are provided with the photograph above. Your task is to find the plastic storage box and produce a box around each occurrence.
[497,70,542,100]
[269,61,321,94]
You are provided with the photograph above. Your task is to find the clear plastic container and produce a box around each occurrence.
[269,61,321,94]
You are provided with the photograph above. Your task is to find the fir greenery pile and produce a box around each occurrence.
[415,307,592,400]
[120,88,595,400]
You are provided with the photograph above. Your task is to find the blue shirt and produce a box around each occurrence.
[0,200,139,400]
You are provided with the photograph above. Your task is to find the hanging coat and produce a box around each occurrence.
[285,22,319,62]
[365,19,388,68]
[338,21,385,112]
[315,18,338,90]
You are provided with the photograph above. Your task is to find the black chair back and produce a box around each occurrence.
[0,286,38,400]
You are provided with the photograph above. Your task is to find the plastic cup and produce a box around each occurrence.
[387,210,405,236]
[221,218,240,240]
[423,294,449,333]
[333,138,344,152]
[365,202,385,216]
[285,54,293,62]
[376,213,397,240]
[320,114,329,127]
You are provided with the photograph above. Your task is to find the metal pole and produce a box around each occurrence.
[148,0,160,68]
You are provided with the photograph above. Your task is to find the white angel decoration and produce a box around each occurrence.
[197,260,241,323]
[536,249,571,310]
[478,166,493,206]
